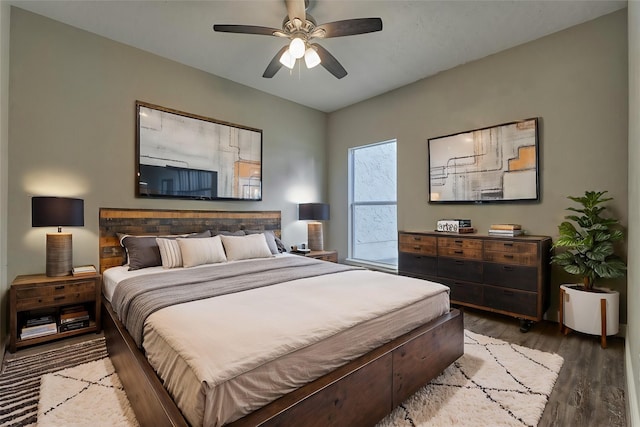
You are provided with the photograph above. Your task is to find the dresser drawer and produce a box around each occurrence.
[398,252,437,277]
[437,237,482,260]
[399,233,437,256]
[437,258,483,283]
[483,263,538,292]
[483,286,537,317]
[484,241,538,266]
[441,278,484,305]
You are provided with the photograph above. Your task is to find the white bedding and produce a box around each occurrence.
[104,256,450,427]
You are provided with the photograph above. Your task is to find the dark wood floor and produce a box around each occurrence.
[463,307,626,427]
[3,310,627,427]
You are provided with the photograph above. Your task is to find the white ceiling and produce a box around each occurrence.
[8,0,627,112]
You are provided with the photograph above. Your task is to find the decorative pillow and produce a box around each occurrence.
[187,230,212,239]
[118,230,211,270]
[156,238,183,269]
[220,233,273,261]
[214,230,246,237]
[243,229,282,254]
[119,235,162,271]
[177,235,227,268]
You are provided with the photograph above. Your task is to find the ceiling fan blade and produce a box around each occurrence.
[316,18,383,38]
[263,45,289,78]
[311,43,347,79]
[213,24,280,36]
[285,0,306,23]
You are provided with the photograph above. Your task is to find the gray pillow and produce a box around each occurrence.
[119,230,211,270]
[120,235,162,270]
[214,230,246,236]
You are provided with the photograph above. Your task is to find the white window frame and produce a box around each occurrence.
[347,139,397,271]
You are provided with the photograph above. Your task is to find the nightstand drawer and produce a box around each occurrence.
[15,280,95,299]
[16,291,96,310]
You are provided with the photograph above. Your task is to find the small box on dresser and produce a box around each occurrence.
[9,272,102,352]
[398,231,551,331]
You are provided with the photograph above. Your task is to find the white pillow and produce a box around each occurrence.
[220,233,273,261]
[177,235,227,268]
[156,238,183,268]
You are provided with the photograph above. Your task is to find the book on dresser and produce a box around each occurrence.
[488,229,523,236]
[489,224,523,236]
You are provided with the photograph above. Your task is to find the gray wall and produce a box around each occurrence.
[7,7,327,285]
[626,2,639,424]
[327,10,629,323]
[0,1,9,354]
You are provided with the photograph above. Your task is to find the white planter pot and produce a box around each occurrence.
[560,284,619,336]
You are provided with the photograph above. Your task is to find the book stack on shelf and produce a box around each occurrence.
[489,224,523,237]
[59,305,90,333]
[20,314,57,340]
[72,265,97,277]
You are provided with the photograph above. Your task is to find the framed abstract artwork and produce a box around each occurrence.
[428,118,539,204]
[136,101,263,201]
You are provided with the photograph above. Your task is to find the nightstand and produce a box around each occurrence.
[9,273,102,353]
[295,250,338,263]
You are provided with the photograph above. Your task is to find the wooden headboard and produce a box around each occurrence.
[98,208,281,274]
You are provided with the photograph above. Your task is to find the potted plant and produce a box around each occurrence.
[551,190,626,344]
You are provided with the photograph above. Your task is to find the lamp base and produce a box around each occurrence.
[307,222,324,251]
[46,233,72,277]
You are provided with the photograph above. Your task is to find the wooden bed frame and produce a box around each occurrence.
[99,207,464,426]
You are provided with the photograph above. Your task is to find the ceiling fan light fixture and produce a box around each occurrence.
[289,37,306,59]
[279,49,296,69]
[304,47,321,69]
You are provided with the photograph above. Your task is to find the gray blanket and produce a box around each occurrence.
[111,256,361,347]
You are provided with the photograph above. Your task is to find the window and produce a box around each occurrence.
[348,140,397,267]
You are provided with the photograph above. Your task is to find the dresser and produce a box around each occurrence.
[398,231,551,331]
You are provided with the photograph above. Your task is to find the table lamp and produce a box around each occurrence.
[298,203,330,251]
[32,197,84,277]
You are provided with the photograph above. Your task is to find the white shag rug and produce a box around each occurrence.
[377,330,564,427]
[37,357,138,427]
[36,330,563,427]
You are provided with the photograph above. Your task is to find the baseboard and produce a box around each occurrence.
[626,337,640,427]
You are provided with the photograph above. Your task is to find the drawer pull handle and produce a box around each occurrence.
[413,246,421,250]
[413,237,422,241]
[504,254,514,259]
[55,285,65,290]
[454,240,463,244]
[54,296,65,301]
[503,266,514,271]
[503,242,514,247]
[454,250,463,254]
[455,260,464,265]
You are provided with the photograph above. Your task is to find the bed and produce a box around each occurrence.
[99,208,464,427]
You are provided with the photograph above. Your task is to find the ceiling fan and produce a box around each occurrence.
[213,0,382,79]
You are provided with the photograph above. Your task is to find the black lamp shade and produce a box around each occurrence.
[298,203,330,221]
[32,197,84,227]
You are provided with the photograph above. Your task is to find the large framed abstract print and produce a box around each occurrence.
[136,101,263,201]
[428,118,539,204]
